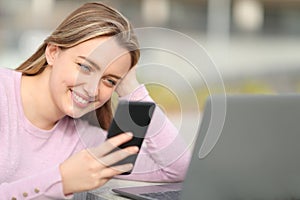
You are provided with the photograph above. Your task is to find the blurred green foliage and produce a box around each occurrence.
[146,79,277,112]
[146,84,180,113]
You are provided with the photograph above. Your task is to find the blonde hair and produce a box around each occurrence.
[16,2,140,130]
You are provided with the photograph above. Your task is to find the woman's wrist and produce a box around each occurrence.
[118,84,149,102]
[116,78,140,97]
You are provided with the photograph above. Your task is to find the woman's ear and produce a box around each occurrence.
[45,44,59,66]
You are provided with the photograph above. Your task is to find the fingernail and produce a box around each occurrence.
[131,146,139,153]
[125,163,134,171]
[126,132,133,137]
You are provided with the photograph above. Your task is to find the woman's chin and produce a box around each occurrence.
[64,102,103,119]
[64,106,87,119]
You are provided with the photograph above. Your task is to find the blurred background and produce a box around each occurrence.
[1,0,300,113]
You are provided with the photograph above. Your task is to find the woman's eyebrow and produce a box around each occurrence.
[78,56,101,70]
[107,74,122,80]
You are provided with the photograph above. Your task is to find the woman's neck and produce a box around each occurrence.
[21,67,65,130]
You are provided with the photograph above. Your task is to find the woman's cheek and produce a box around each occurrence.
[100,87,115,101]
[94,92,111,109]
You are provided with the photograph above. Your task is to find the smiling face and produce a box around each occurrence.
[45,37,131,118]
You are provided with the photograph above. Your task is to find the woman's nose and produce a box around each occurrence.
[84,79,99,98]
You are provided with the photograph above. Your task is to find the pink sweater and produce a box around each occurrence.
[0,68,191,199]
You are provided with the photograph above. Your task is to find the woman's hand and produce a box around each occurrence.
[59,133,139,195]
[116,66,140,97]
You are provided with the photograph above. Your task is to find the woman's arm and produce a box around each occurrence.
[115,67,192,182]
[0,165,72,199]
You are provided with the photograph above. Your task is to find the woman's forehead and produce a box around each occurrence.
[70,37,131,70]
[71,37,125,56]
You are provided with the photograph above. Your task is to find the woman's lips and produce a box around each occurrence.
[71,90,90,108]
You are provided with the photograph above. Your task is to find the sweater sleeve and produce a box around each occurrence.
[0,165,72,200]
[116,85,192,182]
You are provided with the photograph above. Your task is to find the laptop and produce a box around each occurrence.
[110,94,300,200]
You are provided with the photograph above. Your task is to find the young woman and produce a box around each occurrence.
[0,2,191,199]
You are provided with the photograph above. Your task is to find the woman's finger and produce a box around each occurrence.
[89,132,133,157]
[100,163,134,178]
[100,146,139,167]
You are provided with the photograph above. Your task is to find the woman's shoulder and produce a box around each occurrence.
[0,68,21,97]
[0,67,18,76]
[0,67,20,86]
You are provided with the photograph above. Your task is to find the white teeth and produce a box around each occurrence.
[72,91,89,105]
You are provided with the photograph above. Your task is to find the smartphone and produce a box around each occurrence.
[106,100,156,174]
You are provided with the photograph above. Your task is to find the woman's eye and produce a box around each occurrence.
[78,63,92,73]
[103,78,117,87]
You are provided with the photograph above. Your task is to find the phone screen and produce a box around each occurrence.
[106,100,156,174]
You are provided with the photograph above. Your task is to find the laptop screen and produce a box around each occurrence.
[182,94,300,199]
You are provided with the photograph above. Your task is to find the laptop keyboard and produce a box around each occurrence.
[140,190,181,200]
[85,193,104,200]
[73,192,103,200]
